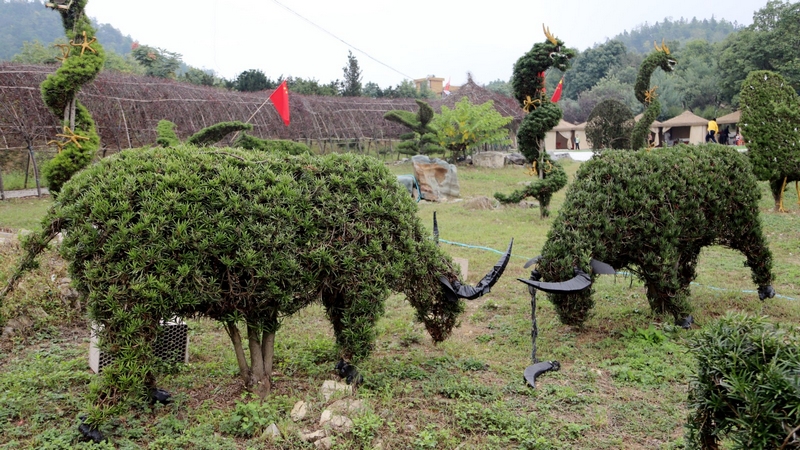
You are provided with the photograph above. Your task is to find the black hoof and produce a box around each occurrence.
[523,360,560,389]
[676,315,693,329]
[758,285,776,300]
[78,418,105,443]
[150,388,172,405]
[335,359,363,386]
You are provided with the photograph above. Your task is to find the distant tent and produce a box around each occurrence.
[659,110,709,145]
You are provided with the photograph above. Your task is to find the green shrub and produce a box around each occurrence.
[233,132,311,155]
[686,313,800,449]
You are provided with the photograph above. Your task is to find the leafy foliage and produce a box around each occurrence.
[383,100,445,156]
[431,96,512,160]
[39,0,105,195]
[493,160,567,219]
[614,16,741,54]
[233,133,311,155]
[739,70,800,210]
[155,119,180,147]
[718,1,800,103]
[18,146,464,425]
[686,313,800,449]
[585,99,634,151]
[232,68,276,92]
[538,144,774,326]
[563,40,629,100]
[131,43,181,79]
[185,121,252,146]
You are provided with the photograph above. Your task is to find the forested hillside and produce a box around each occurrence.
[612,16,742,54]
[0,0,135,60]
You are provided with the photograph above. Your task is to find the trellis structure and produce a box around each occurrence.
[0,63,523,159]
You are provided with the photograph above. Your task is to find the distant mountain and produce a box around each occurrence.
[0,0,135,60]
[612,16,744,53]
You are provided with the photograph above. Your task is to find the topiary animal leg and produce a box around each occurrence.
[323,289,384,382]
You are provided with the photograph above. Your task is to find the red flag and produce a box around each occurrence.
[443,77,451,96]
[269,80,290,126]
[550,77,564,103]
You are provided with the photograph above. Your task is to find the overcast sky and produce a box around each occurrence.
[84,0,766,88]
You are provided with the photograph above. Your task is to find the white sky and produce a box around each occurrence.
[84,0,765,87]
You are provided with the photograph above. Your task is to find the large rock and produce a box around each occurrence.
[412,155,460,201]
[472,151,506,168]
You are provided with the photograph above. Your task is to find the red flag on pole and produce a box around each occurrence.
[550,77,564,103]
[269,80,290,126]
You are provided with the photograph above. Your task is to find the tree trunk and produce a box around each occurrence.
[223,321,275,399]
[224,322,252,387]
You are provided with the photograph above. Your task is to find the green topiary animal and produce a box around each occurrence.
[630,40,676,150]
[523,144,775,327]
[384,99,446,156]
[40,0,106,195]
[494,25,575,218]
[2,146,511,439]
[739,70,800,212]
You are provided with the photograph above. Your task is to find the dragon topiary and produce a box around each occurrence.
[630,40,676,150]
[40,0,106,195]
[494,25,575,218]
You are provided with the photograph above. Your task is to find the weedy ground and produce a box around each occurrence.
[0,158,798,449]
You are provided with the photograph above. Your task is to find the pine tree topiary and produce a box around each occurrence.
[739,70,800,212]
[40,0,105,195]
[630,40,676,149]
[384,100,445,156]
[493,25,575,218]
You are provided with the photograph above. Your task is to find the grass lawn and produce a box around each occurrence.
[1,157,798,449]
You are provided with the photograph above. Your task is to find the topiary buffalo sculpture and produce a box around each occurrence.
[5,146,511,437]
[522,144,776,327]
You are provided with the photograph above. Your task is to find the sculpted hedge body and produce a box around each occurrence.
[526,144,775,326]
[11,146,510,432]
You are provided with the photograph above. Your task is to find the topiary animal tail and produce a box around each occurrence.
[494,25,575,218]
[40,0,105,195]
[630,40,676,149]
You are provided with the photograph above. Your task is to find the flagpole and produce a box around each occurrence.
[230,92,275,143]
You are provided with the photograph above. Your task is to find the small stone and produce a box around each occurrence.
[319,409,332,426]
[300,430,327,442]
[291,401,308,422]
[262,423,280,438]
[328,398,366,415]
[320,380,352,401]
[328,414,353,432]
[314,437,333,449]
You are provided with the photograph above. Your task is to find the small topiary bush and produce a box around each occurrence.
[686,313,800,449]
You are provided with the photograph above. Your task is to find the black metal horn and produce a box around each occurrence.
[518,267,592,294]
[439,239,514,300]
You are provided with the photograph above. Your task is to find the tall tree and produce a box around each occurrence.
[563,40,630,99]
[718,0,800,104]
[341,50,362,97]
[131,43,182,78]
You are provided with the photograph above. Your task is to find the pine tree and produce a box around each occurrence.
[341,50,362,97]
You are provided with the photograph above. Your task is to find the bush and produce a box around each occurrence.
[585,99,633,151]
[686,313,800,449]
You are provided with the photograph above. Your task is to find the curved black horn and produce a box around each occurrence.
[523,255,542,269]
[517,267,592,294]
[439,239,513,300]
